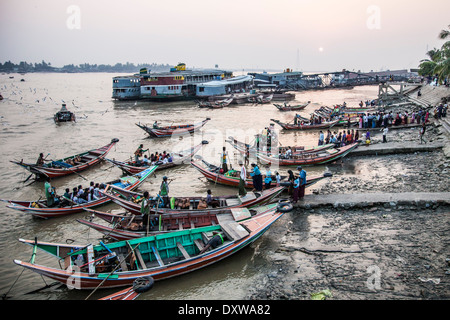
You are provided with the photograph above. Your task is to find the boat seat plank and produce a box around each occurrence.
[230,207,251,222]
[135,248,147,270]
[117,253,128,271]
[216,213,235,224]
[176,242,191,260]
[151,246,165,267]
[194,239,204,251]
[239,192,256,202]
[220,221,249,241]
[225,198,241,206]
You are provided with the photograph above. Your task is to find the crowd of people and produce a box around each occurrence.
[317,129,360,148]
[134,144,173,167]
[44,179,106,207]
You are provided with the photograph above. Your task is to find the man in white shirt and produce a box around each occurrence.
[238,161,247,196]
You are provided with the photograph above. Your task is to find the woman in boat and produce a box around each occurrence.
[250,163,263,192]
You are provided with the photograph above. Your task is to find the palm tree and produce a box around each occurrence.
[418,25,450,83]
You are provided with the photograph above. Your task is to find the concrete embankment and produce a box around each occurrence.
[348,141,444,156]
[294,192,450,210]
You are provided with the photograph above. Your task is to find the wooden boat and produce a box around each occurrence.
[104,142,205,175]
[14,207,284,289]
[99,277,154,300]
[99,184,285,216]
[198,98,233,109]
[271,118,339,130]
[191,159,332,189]
[258,94,273,104]
[256,142,359,166]
[0,165,158,219]
[226,136,335,156]
[273,101,310,111]
[79,203,280,241]
[11,138,119,180]
[54,104,75,123]
[136,118,210,138]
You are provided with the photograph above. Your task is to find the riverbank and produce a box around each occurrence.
[245,96,450,300]
[246,204,449,300]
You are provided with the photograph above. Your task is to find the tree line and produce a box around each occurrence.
[418,24,450,84]
[0,60,172,73]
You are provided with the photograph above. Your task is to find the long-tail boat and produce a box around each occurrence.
[105,142,205,175]
[198,97,233,109]
[135,118,210,138]
[0,165,158,219]
[256,142,359,166]
[191,159,332,189]
[99,184,285,215]
[14,206,284,289]
[54,104,76,123]
[273,101,310,111]
[271,118,339,130]
[79,203,280,241]
[226,136,335,156]
[11,138,119,180]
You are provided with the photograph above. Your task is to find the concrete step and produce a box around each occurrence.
[295,192,450,209]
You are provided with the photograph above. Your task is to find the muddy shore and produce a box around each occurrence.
[245,122,449,300]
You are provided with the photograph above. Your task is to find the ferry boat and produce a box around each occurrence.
[112,63,253,101]
[112,74,141,100]
[139,63,234,101]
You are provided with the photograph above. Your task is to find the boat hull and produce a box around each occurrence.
[10,139,119,179]
[15,210,284,289]
[0,165,158,218]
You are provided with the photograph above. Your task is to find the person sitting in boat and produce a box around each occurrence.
[153,121,159,129]
[199,232,227,254]
[87,189,98,202]
[141,155,150,166]
[77,185,85,199]
[206,189,220,208]
[73,193,88,204]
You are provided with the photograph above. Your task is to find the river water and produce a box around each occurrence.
[0,72,379,300]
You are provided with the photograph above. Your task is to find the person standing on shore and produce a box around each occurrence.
[381,126,388,143]
[298,166,307,200]
[420,123,427,144]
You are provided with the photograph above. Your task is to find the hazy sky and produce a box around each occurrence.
[1,0,449,72]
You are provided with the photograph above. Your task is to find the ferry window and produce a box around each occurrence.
[199,87,204,92]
